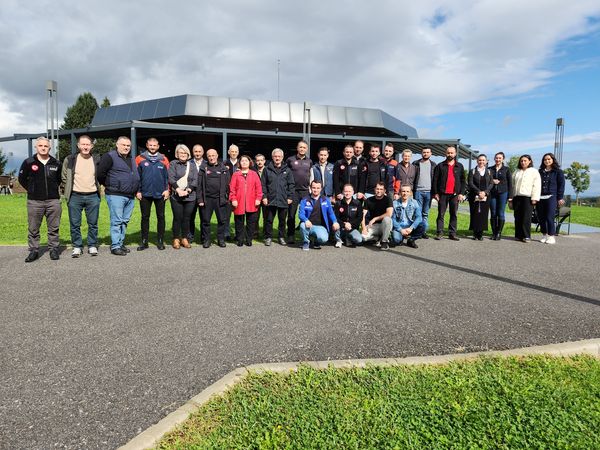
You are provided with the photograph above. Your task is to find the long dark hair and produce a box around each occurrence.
[519,154,533,169]
[539,152,560,170]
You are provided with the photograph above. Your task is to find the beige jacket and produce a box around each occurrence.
[511,167,541,201]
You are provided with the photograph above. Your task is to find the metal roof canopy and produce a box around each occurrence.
[0,120,476,160]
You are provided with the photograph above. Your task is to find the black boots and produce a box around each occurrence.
[137,238,149,251]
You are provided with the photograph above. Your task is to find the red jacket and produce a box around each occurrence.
[229,170,263,214]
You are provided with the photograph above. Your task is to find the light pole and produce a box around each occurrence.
[46,80,59,160]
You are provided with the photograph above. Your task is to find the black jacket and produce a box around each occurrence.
[333,157,361,196]
[18,155,62,200]
[334,197,363,230]
[489,164,512,195]
[359,159,389,195]
[261,162,295,208]
[432,160,466,196]
[197,161,230,206]
[467,168,494,200]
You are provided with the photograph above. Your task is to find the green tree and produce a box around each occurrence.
[508,155,520,173]
[0,147,8,174]
[58,93,115,158]
[564,161,591,205]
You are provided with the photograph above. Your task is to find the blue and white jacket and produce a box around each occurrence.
[392,198,422,231]
[298,195,338,232]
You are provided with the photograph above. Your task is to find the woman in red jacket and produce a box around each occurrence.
[229,155,263,246]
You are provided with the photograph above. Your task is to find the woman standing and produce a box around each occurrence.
[509,154,541,243]
[229,155,263,246]
[467,154,494,240]
[489,152,512,240]
[537,153,565,245]
[168,144,197,249]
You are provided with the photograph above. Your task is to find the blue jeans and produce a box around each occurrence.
[300,223,330,245]
[414,191,431,233]
[489,191,508,221]
[340,229,363,244]
[105,194,135,249]
[391,223,425,244]
[68,193,101,248]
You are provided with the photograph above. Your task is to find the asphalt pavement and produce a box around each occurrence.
[1,232,600,449]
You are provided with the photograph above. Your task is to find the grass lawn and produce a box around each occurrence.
[157,355,600,449]
[6,194,589,246]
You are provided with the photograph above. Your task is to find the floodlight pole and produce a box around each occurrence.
[46,81,58,160]
[303,101,311,158]
[554,118,564,165]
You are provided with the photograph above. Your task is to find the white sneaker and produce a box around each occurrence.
[374,240,382,248]
[334,240,342,248]
[546,236,556,245]
[540,234,548,244]
[72,248,82,258]
[88,246,98,256]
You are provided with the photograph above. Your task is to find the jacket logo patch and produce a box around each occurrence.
[32,165,39,171]
[294,161,299,165]
[207,170,211,174]
[340,165,345,170]
[339,207,344,213]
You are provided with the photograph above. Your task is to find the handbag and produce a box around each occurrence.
[176,162,190,190]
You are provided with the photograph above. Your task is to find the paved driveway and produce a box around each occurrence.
[1,233,600,449]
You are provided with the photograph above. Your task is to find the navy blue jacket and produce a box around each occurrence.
[539,168,565,200]
[310,163,334,197]
[136,151,169,199]
[299,195,338,232]
[98,150,140,197]
[261,162,295,208]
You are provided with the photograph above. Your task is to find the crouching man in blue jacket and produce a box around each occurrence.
[298,180,340,251]
[392,185,424,248]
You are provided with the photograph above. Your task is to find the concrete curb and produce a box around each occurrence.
[119,338,600,450]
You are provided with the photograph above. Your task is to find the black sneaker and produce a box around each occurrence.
[218,240,227,248]
[422,234,429,239]
[407,239,418,249]
[449,235,460,241]
[203,241,211,248]
[434,234,442,240]
[286,236,295,245]
[121,245,131,253]
[25,251,39,263]
[313,243,321,250]
[156,241,166,250]
[380,242,390,251]
[49,249,60,260]
[111,248,127,256]
[137,242,149,251]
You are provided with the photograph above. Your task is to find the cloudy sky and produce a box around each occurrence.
[1,0,599,194]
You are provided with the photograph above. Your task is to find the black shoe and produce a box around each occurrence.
[111,248,127,256]
[137,241,149,251]
[449,235,460,241]
[434,234,442,240]
[121,245,130,253]
[264,238,272,246]
[422,234,429,239]
[313,243,321,250]
[278,238,287,246]
[245,240,252,247]
[218,240,226,248]
[380,241,390,251]
[407,239,418,249]
[203,241,211,248]
[49,249,60,260]
[286,236,295,245]
[25,251,39,263]
[237,241,244,247]
[156,240,166,250]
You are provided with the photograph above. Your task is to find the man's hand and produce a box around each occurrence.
[458,194,465,202]
[332,222,340,231]
[255,199,261,206]
[357,192,365,200]
[162,190,170,200]
[434,194,440,202]
[336,194,343,200]
[305,220,312,229]
[136,192,142,200]
[401,227,411,237]
[232,200,238,208]
[262,198,268,206]
[287,199,293,205]
[344,222,352,231]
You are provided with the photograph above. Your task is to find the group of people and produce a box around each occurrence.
[18,135,565,262]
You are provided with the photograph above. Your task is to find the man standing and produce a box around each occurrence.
[224,144,240,241]
[188,144,206,243]
[391,185,424,248]
[333,144,362,201]
[18,136,62,262]
[298,180,340,251]
[412,147,436,239]
[135,137,169,251]
[359,143,388,198]
[285,140,312,244]
[334,184,364,247]
[197,148,230,248]
[353,140,365,161]
[382,143,398,196]
[432,146,465,241]
[261,148,295,246]
[394,149,417,198]
[361,182,393,251]
[61,135,101,257]
[97,136,140,256]
[253,153,267,238]
[309,147,334,202]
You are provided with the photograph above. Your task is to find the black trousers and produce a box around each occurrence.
[234,212,258,243]
[170,198,194,239]
[436,193,460,236]
[188,203,204,241]
[513,195,533,240]
[265,206,288,239]
[201,197,227,242]
[254,203,267,237]
[287,190,307,238]
[140,196,165,241]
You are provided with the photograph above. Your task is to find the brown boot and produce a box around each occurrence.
[172,238,181,249]
[181,238,191,248]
